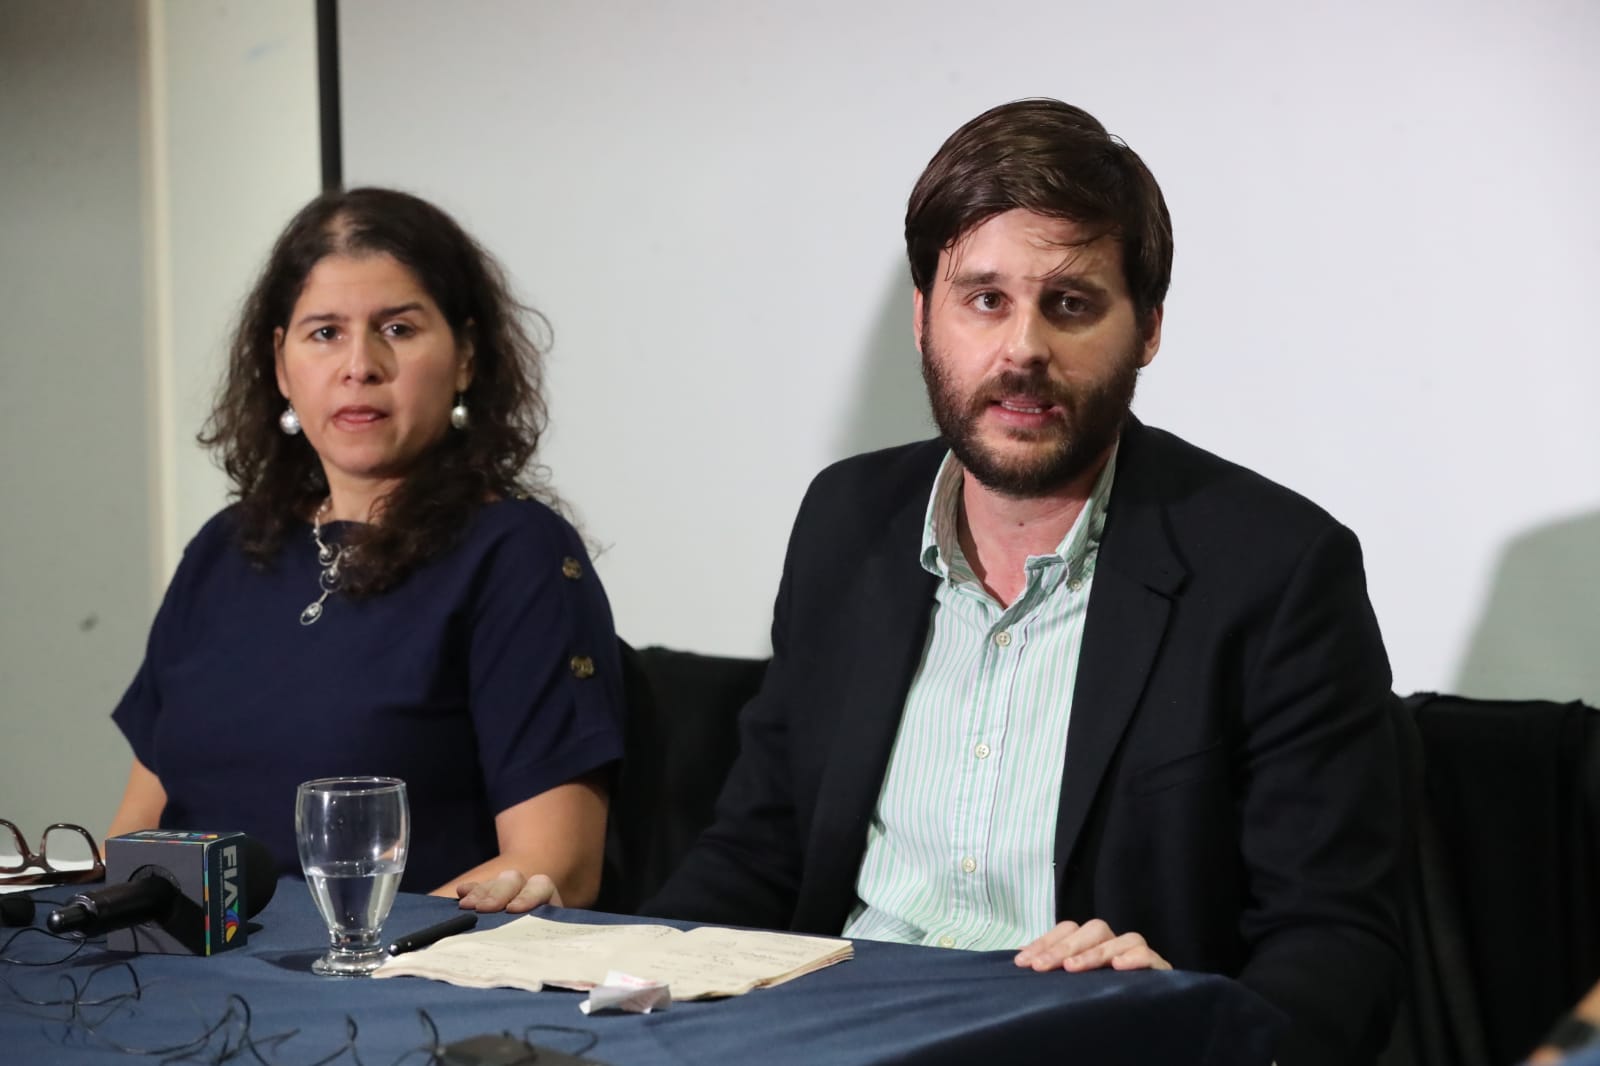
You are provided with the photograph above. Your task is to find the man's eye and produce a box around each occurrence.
[973,292,1004,311]
[1052,294,1090,316]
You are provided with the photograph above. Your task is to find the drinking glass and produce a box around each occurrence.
[295,777,409,976]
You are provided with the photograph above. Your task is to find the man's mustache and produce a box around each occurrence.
[971,370,1072,411]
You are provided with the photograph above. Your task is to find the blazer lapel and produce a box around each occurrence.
[1054,422,1188,895]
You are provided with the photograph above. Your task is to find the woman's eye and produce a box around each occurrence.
[383,322,415,338]
[311,325,339,342]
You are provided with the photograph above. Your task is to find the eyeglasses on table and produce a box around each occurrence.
[0,818,106,886]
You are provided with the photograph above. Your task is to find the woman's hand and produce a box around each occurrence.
[431,775,608,910]
[454,870,564,913]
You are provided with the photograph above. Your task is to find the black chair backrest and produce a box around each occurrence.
[599,641,768,914]
[1381,694,1493,1066]
[1385,693,1600,1066]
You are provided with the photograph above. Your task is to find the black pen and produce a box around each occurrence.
[387,913,479,956]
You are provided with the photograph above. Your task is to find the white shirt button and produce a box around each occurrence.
[993,631,1012,647]
[974,743,991,759]
[960,856,977,874]
[938,935,956,948]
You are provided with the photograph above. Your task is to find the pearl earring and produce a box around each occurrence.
[279,405,302,435]
[450,393,470,430]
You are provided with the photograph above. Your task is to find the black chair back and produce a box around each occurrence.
[1383,693,1600,1066]
[599,641,768,914]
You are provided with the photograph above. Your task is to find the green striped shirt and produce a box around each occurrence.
[842,446,1118,950]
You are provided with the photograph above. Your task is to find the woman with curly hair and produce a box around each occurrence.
[107,188,623,909]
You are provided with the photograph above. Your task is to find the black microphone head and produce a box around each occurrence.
[2,894,37,927]
[238,835,277,919]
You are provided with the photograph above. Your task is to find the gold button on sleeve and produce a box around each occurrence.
[561,556,584,580]
[569,654,596,679]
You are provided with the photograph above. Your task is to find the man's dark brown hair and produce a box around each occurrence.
[905,98,1173,330]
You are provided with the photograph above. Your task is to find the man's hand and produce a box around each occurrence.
[1015,919,1171,972]
[454,870,564,913]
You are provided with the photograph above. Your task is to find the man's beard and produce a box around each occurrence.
[920,327,1141,498]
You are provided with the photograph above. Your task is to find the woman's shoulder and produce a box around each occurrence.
[467,494,586,555]
[175,505,249,567]
[436,495,600,593]
[448,496,614,622]
[149,506,263,624]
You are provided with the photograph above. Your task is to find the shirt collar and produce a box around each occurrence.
[919,442,1120,582]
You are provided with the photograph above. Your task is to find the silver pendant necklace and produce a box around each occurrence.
[300,498,349,626]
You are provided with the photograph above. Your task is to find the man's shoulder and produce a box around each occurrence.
[781,439,945,561]
[807,439,947,503]
[1124,421,1346,537]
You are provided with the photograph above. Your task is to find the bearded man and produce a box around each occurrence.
[473,98,1405,1066]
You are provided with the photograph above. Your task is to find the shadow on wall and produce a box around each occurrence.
[832,267,936,460]
[1454,508,1600,707]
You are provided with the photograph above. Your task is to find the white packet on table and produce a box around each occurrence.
[578,970,672,1015]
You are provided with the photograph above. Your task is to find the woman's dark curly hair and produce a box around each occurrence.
[200,186,553,596]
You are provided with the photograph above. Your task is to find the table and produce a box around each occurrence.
[1,878,1284,1065]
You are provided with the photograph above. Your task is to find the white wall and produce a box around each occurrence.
[0,0,320,835]
[5,0,1595,844]
[1,0,153,833]
[338,0,1600,704]
[148,0,322,572]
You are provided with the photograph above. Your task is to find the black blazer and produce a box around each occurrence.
[648,419,1405,1066]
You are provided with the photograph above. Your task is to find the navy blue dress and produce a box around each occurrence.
[112,498,626,893]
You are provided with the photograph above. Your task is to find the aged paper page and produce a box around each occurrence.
[374,916,851,998]
[623,926,852,999]
[375,917,680,991]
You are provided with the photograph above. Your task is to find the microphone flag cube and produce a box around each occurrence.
[104,830,252,956]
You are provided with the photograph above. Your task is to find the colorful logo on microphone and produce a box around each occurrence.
[219,843,242,943]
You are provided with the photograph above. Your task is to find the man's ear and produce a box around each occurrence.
[1139,306,1164,367]
[912,288,926,354]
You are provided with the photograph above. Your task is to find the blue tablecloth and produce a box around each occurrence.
[1,879,1284,1064]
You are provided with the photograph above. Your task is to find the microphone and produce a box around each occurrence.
[47,831,276,955]
[1,894,35,927]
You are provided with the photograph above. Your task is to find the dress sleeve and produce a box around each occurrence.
[108,513,226,776]
[110,650,163,772]
[466,505,626,815]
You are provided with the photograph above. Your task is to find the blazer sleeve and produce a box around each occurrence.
[1235,522,1406,1066]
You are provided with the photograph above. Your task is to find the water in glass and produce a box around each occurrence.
[305,860,403,935]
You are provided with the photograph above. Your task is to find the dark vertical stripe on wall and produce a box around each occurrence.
[316,0,343,191]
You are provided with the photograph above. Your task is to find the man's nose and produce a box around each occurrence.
[1002,307,1051,367]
